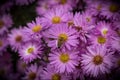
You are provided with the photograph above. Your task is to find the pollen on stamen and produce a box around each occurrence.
[28,72,36,80]
[102,29,108,35]
[86,17,91,22]
[52,74,61,80]
[32,25,42,33]
[60,0,67,4]
[109,4,119,13]
[116,29,120,36]
[27,47,34,54]
[0,20,4,29]
[75,26,82,31]
[52,16,61,24]
[93,55,103,65]
[68,21,74,26]
[97,36,106,44]
[97,5,102,11]
[21,62,27,69]
[15,35,22,42]
[43,4,48,9]
[0,40,3,47]
[59,53,70,63]
[117,59,120,66]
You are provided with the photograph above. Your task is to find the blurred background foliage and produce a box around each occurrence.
[10,1,37,28]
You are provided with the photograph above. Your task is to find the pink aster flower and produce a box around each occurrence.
[74,12,95,31]
[72,58,85,80]
[95,22,114,36]
[42,0,76,11]
[56,0,76,11]
[46,0,59,5]
[88,33,113,47]
[73,13,85,31]
[19,42,42,63]
[112,20,120,37]
[113,53,120,71]
[44,24,79,50]
[85,0,105,16]
[81,45,114,77]
[36,0,52,16]
[23,64,42,80]
[81,11,95,26]
[100,2,120,20]
[0,14,13,35]
[17,59,28,73]
[49,49,79,73]
[73,13,95,32]
[15,0,35,6]
[40,65,71,80]
[111,53,120,68]
[115,29,120,38]
[36,0,60,16]
[24,17,46,39]
[8,28,28,51]
[72,68,85,80]
[48,0,77,11]
[0,36,8,55]
[110,36,120,52]
[73,13,95,42]
[66,13,74,27]
[43,6,71,27]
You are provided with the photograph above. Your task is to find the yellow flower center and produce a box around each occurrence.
[60,0,67,4]
[52,74,61,80]
[15,35,22,42]
[0,40,3,47]
[27,47,34,54]
[57,33,68,48]
[109,4,119,13]
[52,16,61,24]
[97,36,106,44]
[32,25,42,33]
[59,53,69,63]
[102,29,108,35]
[0,20,4,29]
[28,72,36,80]
[93,55,103,65]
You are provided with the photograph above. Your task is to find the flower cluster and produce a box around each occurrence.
[0,0,120,80]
